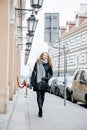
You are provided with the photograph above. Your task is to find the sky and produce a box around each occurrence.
[21,0,87,77]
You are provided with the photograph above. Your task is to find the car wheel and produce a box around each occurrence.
[71,93,77,103]
[66,89,71,101]
[49,88,51,93]
[55,87,58,95]
[59,90,61,97]
[50,88,53,94]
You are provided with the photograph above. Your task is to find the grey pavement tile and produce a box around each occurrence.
[1,89,87,130]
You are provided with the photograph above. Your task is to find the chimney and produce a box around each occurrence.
[59,26,66,36]
[76,14,87,27]
[66,21,76,32]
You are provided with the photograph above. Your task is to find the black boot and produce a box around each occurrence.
[38,108,42,117]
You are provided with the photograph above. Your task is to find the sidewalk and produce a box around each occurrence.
[0,88,87,130]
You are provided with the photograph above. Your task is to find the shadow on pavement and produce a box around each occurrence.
[78,103,87,109]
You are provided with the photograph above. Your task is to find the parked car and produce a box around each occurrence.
[49,77,65,97]
[66,76,73,100]
[57,82,65,97]
[71,69,87,104]
[58,76,72,99]
[49,78,57,94]
[49,76,73,100]
[48,77,55,92]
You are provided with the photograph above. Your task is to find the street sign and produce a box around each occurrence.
[44,13,59,42]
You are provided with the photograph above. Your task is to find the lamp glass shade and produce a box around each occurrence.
[26,43,31,50]
[27,15,38,33]
[30,0,44,8]
[26,33,34,43]
[33,19,38,32]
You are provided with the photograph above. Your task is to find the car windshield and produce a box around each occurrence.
[80,70,87,81]
[54,78,63,84]
[53,76,73,86]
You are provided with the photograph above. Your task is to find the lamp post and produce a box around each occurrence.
[15,0,44,64]
[62,45,67,106]
[25,13,38,64]
[25,0,43,64]
[25,32,34,65]
[25,33,34,64]
[25,33,34,51]
[26,43,31,50]
[27,14,38,33]
[50,42,67,106]
[26,33,34,43]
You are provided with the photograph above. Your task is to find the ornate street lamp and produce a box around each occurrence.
[27,15,38,34]
[26,43,31,49]
[25,50,29,62]
[26,32,34,43]
[25,49,31,54]
[15,0,44,65]
[30,0,44,14]
[30,0,44,9]
[25,54,28,59]
[25,50,29,56]
[25,61,27,65]
[25,48,30,64]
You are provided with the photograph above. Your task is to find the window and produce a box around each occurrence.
[86,52,87,62]
[82,33,86,43]
[80,71,86,81]
[76,36,80,47]
[74,70,80,80]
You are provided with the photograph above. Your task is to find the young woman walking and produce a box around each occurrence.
[31,52,53,117]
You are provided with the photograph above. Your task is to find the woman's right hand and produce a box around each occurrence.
[42,77,49,82]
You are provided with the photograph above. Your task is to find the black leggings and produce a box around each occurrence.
[36,91,45,110]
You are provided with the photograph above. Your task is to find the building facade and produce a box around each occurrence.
[49,4,87,77]
[0,0,26,113]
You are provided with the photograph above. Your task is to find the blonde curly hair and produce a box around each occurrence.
[37,52,53,68]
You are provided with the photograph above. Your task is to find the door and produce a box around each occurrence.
[73,70,80,99]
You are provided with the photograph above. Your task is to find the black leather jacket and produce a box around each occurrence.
[31,62,53,91]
